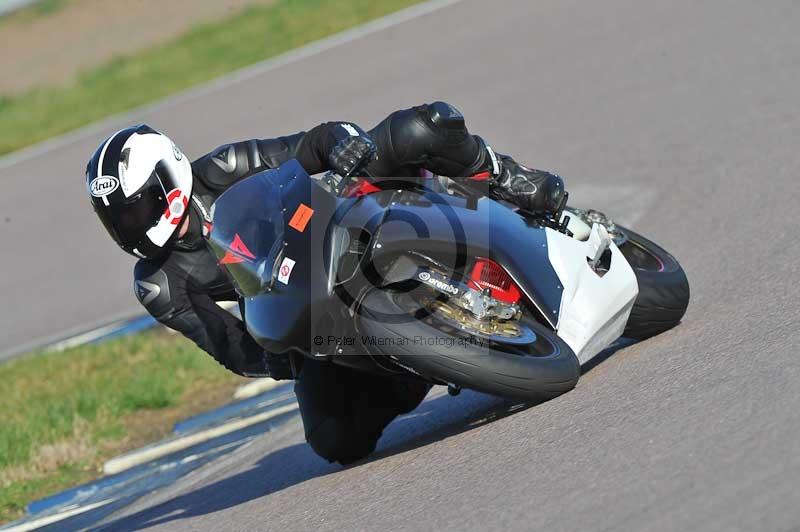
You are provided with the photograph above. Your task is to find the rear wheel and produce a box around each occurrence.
[356,288,580,401]
[617,226,690,339]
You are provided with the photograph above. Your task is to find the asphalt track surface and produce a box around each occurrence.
[3,0,800,529]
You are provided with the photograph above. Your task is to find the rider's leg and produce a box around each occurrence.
[367,101,566,214]
[294,359,429,465]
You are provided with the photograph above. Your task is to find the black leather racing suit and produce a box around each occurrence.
[132,102,560,463]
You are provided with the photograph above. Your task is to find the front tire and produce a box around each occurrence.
[617,226,690,339]
[356,289,580,401]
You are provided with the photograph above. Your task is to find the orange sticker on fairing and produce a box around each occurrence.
[288,203,314,232]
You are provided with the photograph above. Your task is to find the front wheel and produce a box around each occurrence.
[617,226,690,339]
[356,289,580,401]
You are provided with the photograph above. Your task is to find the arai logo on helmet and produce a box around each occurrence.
[89,176,119,197]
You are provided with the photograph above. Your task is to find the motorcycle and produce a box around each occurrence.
[206,159,689,400]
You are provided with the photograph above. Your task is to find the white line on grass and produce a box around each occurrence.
[102,402,299,475]
[1,499,116,532]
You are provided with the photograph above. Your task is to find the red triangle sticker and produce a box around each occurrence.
[219,251,244,265]
[219,233,255,265]
[230,233,255,259]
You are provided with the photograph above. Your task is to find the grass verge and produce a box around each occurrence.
[0,0,66,26]
[0,0,425,156]
[0,329,247,524]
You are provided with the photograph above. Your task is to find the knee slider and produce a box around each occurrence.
[425,101,466,133]
[133,261,173,318]
[306,418,377,464]
[386,102,469,164]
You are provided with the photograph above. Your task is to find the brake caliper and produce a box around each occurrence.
[416,262,521,322]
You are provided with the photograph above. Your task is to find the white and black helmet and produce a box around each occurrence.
[86,124,193,259]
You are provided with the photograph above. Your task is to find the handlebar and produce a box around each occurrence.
[324,170,572,236]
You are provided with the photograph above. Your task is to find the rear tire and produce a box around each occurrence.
[356,289,580,401]
[618,226,690,340]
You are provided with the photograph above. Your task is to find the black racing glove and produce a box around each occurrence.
[328,129,377,177]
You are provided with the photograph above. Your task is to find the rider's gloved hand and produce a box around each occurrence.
[329,127,377,177]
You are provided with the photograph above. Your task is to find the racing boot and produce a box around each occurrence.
[466,141,567,215]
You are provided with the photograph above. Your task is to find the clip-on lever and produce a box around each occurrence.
[523,191,573,237]
[552,191,572,236]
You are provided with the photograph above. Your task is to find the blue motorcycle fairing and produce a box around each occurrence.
[210,160,341,353]
[212,161,564,354]
[365,188,563,326]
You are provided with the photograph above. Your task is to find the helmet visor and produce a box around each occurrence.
[109,184,168,248]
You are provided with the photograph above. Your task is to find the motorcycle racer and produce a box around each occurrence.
[85,102,567,464]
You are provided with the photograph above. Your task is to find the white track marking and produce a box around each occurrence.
[102,403,298,475]
[2,499,116,532]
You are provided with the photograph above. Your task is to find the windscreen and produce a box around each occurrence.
[207,172,286,297]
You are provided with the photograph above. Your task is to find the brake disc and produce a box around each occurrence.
[425,299,537,345]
